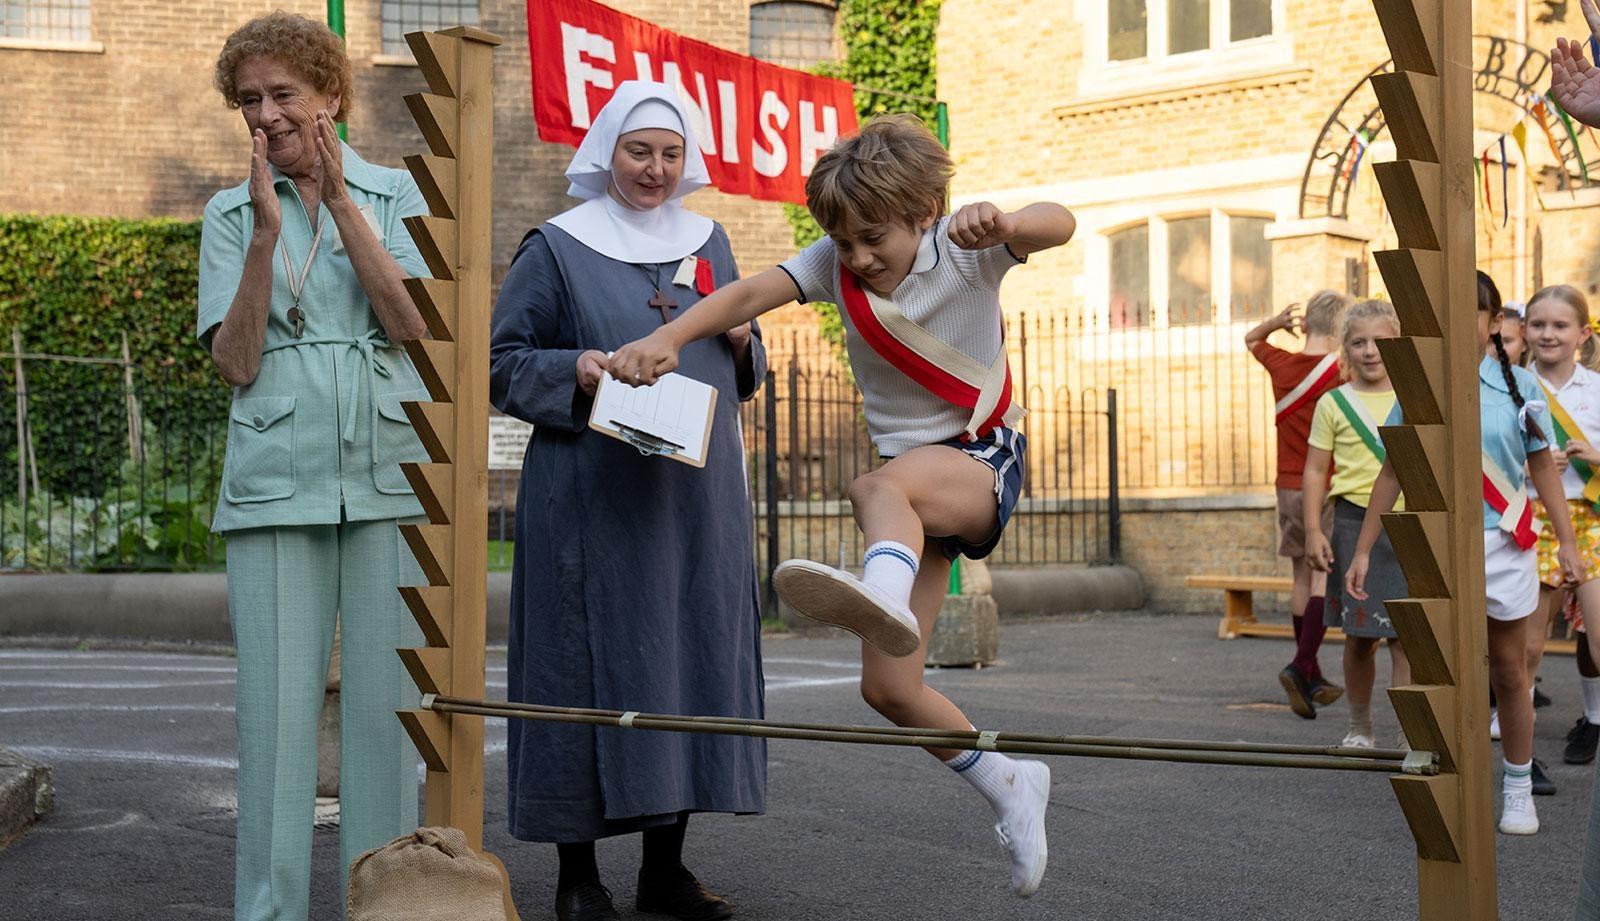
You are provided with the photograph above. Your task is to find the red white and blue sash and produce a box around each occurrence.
[1482,450,1541,550]
[837,265,1025,440]
[1276,352,1340,423]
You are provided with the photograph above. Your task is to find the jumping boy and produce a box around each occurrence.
[608,114,1076,897]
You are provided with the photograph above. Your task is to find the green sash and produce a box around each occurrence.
[1329,384,1387,463]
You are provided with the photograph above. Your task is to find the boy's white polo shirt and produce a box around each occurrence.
[779,216,1024,456]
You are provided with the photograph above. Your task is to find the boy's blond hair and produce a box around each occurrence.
[805,114,952,234]
[1304,289,1351,338]
[1338,298,1400,372]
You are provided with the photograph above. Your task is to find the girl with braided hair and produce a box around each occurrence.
[1346,270,1583,836]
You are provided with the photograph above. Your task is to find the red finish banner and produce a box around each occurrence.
[528,0,858,204]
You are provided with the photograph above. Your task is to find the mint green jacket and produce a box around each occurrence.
[197,145,429,533]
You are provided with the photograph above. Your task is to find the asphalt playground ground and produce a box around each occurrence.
[0,613,1590,920]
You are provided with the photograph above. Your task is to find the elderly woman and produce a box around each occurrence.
[198,13,431,919]
[489,82,766,921]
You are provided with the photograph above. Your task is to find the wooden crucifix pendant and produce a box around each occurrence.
[649,288,678,324]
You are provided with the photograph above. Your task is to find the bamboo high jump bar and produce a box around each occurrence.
[422,695,1441,776]
[1368,0,1497,917]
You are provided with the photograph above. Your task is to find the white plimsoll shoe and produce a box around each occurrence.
[1490,709,1501,741]
[1499,788,1539,835]
[993,760,1051,898]
[1340,731,1376,749]
[772,559,921,657]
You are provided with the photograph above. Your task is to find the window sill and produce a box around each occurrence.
[1057,60,1310,120]
[372,52,417,67]
[0,36,103,53]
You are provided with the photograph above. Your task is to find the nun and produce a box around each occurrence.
[488,81,767,921]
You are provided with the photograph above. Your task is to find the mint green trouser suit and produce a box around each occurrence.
[197,144,436,919]
[227,521,422,918]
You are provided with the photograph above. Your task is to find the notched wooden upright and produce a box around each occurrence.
[1367,0,1496,917]
[391,26,520,920]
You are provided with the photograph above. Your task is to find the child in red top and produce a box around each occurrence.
[1245,291,1350,717]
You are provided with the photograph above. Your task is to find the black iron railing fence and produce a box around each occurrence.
[7,310,1283,573]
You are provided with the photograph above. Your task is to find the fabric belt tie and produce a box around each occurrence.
[260,330,396,444]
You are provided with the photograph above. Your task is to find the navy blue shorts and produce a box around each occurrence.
[905,426,1026,561]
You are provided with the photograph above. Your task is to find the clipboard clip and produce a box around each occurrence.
[612,422,685,458]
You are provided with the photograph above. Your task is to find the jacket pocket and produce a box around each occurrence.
[224,396,296,503]
[373,388,431,495]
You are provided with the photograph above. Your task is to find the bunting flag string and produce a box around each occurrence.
[1500,135,1510,228]
[1475,154,1491,225]
[1532,98,1575,195]
[1511,122,1546,211]
[1548,92,1592,186]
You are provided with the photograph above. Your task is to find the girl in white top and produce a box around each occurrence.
[1523,285,1600,770]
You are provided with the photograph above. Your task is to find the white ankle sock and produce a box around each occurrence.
[944,749,1024,814]
[1348,701,1373,739]
[862,541,919,609]
[1504,758,1533,796]
[1583,676,1600,724]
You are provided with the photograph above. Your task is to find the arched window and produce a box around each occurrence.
[3,0,91,41]
[382,0,478,55]
[749,1,838,70]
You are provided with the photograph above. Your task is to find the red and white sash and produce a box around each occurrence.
[1275,352,1340,423]
[1482,450,1542,550]
[838,266,1025,440]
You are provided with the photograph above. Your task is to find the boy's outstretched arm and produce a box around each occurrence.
[609,267,798,386]
[947,201,1076,257]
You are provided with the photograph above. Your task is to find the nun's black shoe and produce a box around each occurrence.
[556,882,621,921]
[636,866,735,920]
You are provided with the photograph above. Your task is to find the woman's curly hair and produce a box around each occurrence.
[214,12,353,121]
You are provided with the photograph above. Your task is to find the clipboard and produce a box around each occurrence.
[587,370,717,467]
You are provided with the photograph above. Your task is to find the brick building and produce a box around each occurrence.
[0,0,841,306]
[936,0,1600,607]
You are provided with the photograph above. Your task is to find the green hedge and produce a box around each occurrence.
[0,215,226,497]
[785,0,944,349]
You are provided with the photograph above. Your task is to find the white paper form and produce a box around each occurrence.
[590,370,717,466]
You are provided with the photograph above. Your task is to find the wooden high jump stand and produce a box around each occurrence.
[1369,0,1498,917]
[386,26,521,917]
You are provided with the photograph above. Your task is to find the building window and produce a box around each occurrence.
[1107,0,1147,61]
[1105,213,1272,328]
[2,0,91,41]
[750,1,837,70]
[1109,223,1150,328]
[1167,215,1211,325]
[1230,0,1271,41]
[1229,215,1273,319]
[381,0,478,56]
[1104,0,1274,63]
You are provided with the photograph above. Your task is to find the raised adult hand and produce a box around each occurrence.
[1553,6,1600,131]
[610,332,681,387]
[249,129,281,238]
[312,112,347,204]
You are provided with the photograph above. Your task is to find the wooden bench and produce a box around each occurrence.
[1186,573,1577,654]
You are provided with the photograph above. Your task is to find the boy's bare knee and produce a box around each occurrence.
[847,470,894,509]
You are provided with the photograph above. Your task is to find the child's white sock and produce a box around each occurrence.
[944,749,1025,814]
[862,541,919,609]
[1348,701,1373,739]
[1503,758,1533,796]
[1582,675,1600,724]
